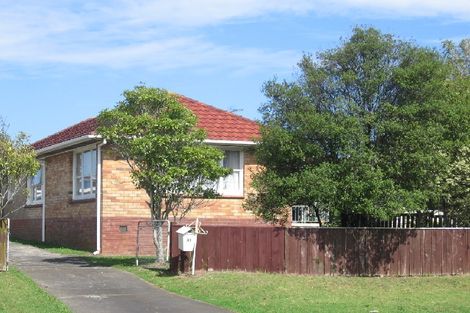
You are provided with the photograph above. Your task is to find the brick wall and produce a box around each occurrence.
[100,147,265,255]
[10,218,42,241]
[5,180,43,241]
[101,148,150,218]
[101,217,160,255]
[11,144,264,255]
[45,217,96,250]
[44,152,96,251]
[9,150,97,251]
[102,147,261,221]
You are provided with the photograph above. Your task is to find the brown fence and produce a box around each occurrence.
[170,225,285,273]
[0,219,9,272]
[170,225,470,276]
[286,228,469,276]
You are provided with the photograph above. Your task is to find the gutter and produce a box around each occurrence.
[203,139,256,146]
[94,139,106,255]
[36,136,255,156]
[36,135,101,155]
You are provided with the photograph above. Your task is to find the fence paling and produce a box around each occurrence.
[170,225,470,276]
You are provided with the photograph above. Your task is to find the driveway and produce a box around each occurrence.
[10,242,230,313]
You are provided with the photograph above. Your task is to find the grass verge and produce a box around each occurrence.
[0,267,72,313]
[111,265,470,313]
[14,240,470,313]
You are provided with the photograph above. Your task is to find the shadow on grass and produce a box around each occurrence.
[40,255,176,277]
[12,237,177,277]
[11,238,93,256]
[142,266,177,277]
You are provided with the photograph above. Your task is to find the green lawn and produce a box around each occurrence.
[118,266,470,313]
[13,240,470,313]
[0,267,72,313]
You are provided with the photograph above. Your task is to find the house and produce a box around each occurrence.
[9,95,266,255]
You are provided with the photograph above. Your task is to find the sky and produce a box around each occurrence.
[0,0,469,142]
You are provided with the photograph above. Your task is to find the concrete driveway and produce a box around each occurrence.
[10,242,230,313]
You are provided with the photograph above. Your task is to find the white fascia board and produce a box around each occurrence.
[36,136,254,155]
[35,135,102,155]
[204,139,257,146]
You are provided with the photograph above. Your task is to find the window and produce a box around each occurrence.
[27,166,43,205]
[73,148,97,200]
[216,150,244,197]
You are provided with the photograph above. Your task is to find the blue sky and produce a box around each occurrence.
[1,0,469,142]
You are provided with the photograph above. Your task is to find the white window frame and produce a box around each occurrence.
[73,145,97,201]
[216,150,244,197]
[27,164,44,205]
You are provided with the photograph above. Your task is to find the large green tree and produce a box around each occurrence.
[98,86,229,261]
[0,119,40,218]
[246,27,469,226]
[436,39,470,225]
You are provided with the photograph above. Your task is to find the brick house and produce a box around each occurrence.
[9,95,265,255]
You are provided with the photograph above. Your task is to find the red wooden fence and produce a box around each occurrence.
[170,225,470,276]
[286,228,469,276]
[170,225,285,272]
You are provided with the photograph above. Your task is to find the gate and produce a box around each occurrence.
[135,220,171,266]
[0,218,9,271]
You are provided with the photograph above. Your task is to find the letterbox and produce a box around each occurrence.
[176,226,196,251]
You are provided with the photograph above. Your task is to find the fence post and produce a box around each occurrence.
[0,218,9,272]
[6,218,9,272]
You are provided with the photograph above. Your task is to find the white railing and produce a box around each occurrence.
[292,205,318,225]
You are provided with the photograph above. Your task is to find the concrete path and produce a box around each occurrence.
[10,242,230,313]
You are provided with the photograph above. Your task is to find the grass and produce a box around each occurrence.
[114,266,470,313]
[0,267,72,313]
[13,240,470,313]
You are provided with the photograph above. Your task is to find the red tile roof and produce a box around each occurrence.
[179,95,260,142]
[32,95,260,150]
[32,118,98,150]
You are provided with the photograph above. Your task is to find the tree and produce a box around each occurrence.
[97,86,229,261]
[438,146,470,226]
[436,39,470,224]
[246,27,469,226]
[442,39,470,77]
[0,118,40,218]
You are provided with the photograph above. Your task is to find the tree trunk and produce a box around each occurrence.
[150,193,165,263]
[314,207,323,227]
[152,220,165,263]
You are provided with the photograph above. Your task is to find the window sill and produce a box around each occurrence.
[291,222,321,228]
[70,198,96,204]
[219,195,245,199]
[25,203,42,208]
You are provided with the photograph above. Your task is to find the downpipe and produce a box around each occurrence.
[94,139,106,255]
